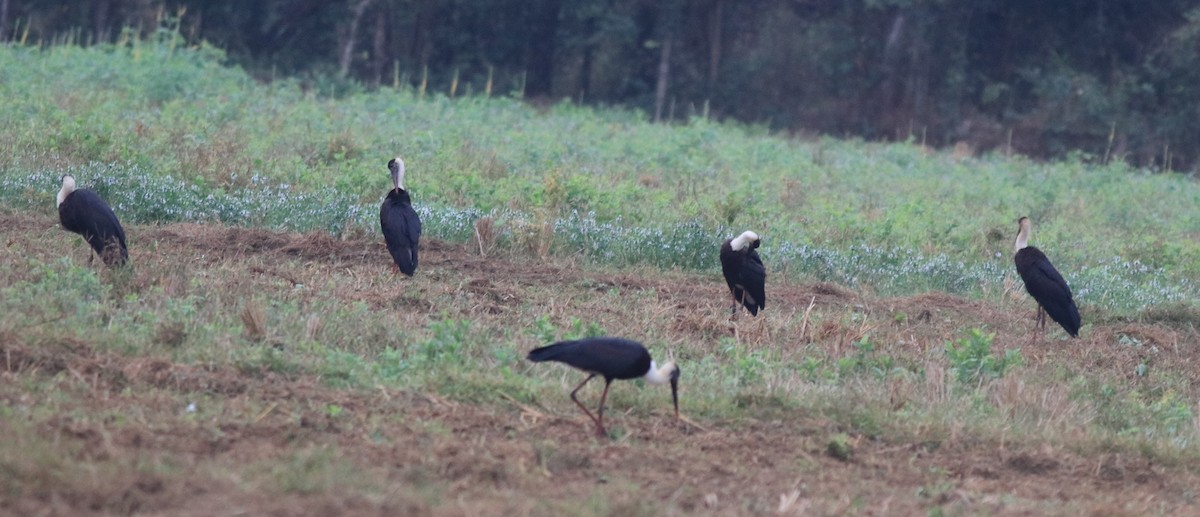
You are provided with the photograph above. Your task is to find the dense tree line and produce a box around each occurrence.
[6,0,1200,170]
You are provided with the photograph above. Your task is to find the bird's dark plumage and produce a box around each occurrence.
[720,231,766,316]
[58,177,128,266]
[527,337,653,380]
[380,157,421,276]
[528,336,680,437]
[1015,246,1081,337]
[1013,217,1080,337]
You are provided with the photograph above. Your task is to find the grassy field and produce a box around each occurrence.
[1,35,1200,515]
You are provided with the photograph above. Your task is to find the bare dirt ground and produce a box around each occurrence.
[2,213,1199,515]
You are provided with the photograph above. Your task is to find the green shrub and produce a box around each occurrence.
[944,328,1022,385]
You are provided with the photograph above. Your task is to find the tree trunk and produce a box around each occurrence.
[0,0,9,42]
[93,0,112,44]
[525,0,563,97]
[339,0,374,78]
[372,13,386,86]
[707,0,723,89]
[654,38,672,123]
[580,45,594,100]
[578,12,597,100]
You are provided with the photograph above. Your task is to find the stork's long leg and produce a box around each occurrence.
[1026,305,1047,344]
[569,374,605,435]
[594,379,614,437]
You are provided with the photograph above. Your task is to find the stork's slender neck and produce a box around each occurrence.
[389,158,406,192]
[1014,219,1031,253]
[643,360,676,385]
[57,176,76,207]
[730,231,760,251]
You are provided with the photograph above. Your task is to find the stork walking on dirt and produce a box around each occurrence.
[527,337,680,437]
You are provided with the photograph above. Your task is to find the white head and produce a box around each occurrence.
[387,157,406,191]
[730,230,761,251]
[1014,217,1031,253]
[644,359,681,419]
[57,175,77,208]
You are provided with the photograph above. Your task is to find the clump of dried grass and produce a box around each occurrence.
[474,216,498,257]
[241,301,267,342]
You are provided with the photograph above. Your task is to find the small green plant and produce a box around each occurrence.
[320,348,370,388]
[944,328,1022,385]
[416,317,470,364]
[529,315,606,344]
[374,346,409,381]
[826,433,853,461]
[720,338,769,387]
[836,336,896,380]
[530,314,559,344]
[326,404,343,418]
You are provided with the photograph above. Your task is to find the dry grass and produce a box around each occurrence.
[1,212,1199,515]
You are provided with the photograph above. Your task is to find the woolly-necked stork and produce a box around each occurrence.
[720,230,766,317]
[57,175,128,266]
[527,337,680,437]
[1013,217,1080,337]
[379,157,422,276]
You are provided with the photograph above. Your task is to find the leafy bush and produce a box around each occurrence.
[944,329,1022,385]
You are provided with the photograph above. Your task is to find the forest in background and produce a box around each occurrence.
[5,0,1200,171]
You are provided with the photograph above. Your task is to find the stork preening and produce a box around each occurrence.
[719,230,766,317]
[57,175,128,267]
[379,157,422,276]
[527,337,680,437]
[1013,217,1081,337]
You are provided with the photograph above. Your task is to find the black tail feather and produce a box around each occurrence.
[527,341,573,362]
[1044,301,1081,337]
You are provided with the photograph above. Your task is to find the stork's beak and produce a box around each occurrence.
[669,368,680,419]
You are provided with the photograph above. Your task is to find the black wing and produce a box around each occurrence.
[527,337,652,380]
[720,243,766,316]
[740,249,767,314]
[59,189,128,266]
[1016,249,1081,336]
[380,191,421,276]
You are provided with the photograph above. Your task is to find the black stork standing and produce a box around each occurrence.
[57,174,128,267]
[527,337,680,437]
[719,230,766,317]
[1013,216,1081,337]
[379,157,422,276]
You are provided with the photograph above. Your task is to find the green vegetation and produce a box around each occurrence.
[3,41,1199,313]
[1,35,1199,514]
[945,329,1022,385]
[14,2,1200,170]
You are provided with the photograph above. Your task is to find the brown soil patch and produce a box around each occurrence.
[3,213,1200,515]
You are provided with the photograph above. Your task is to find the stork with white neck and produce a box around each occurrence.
[719,230,766,317]
[379,157,422,276]
[1013,216,1080,337]
[56,174,129,266]
[527,337,680,438]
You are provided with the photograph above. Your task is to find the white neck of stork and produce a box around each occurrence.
[57,175,77,208]
[389,157,406,192]
[1014,217,1031,253]
[645,359,681,419]
[643,360,677,385]
[730,230,760,251]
